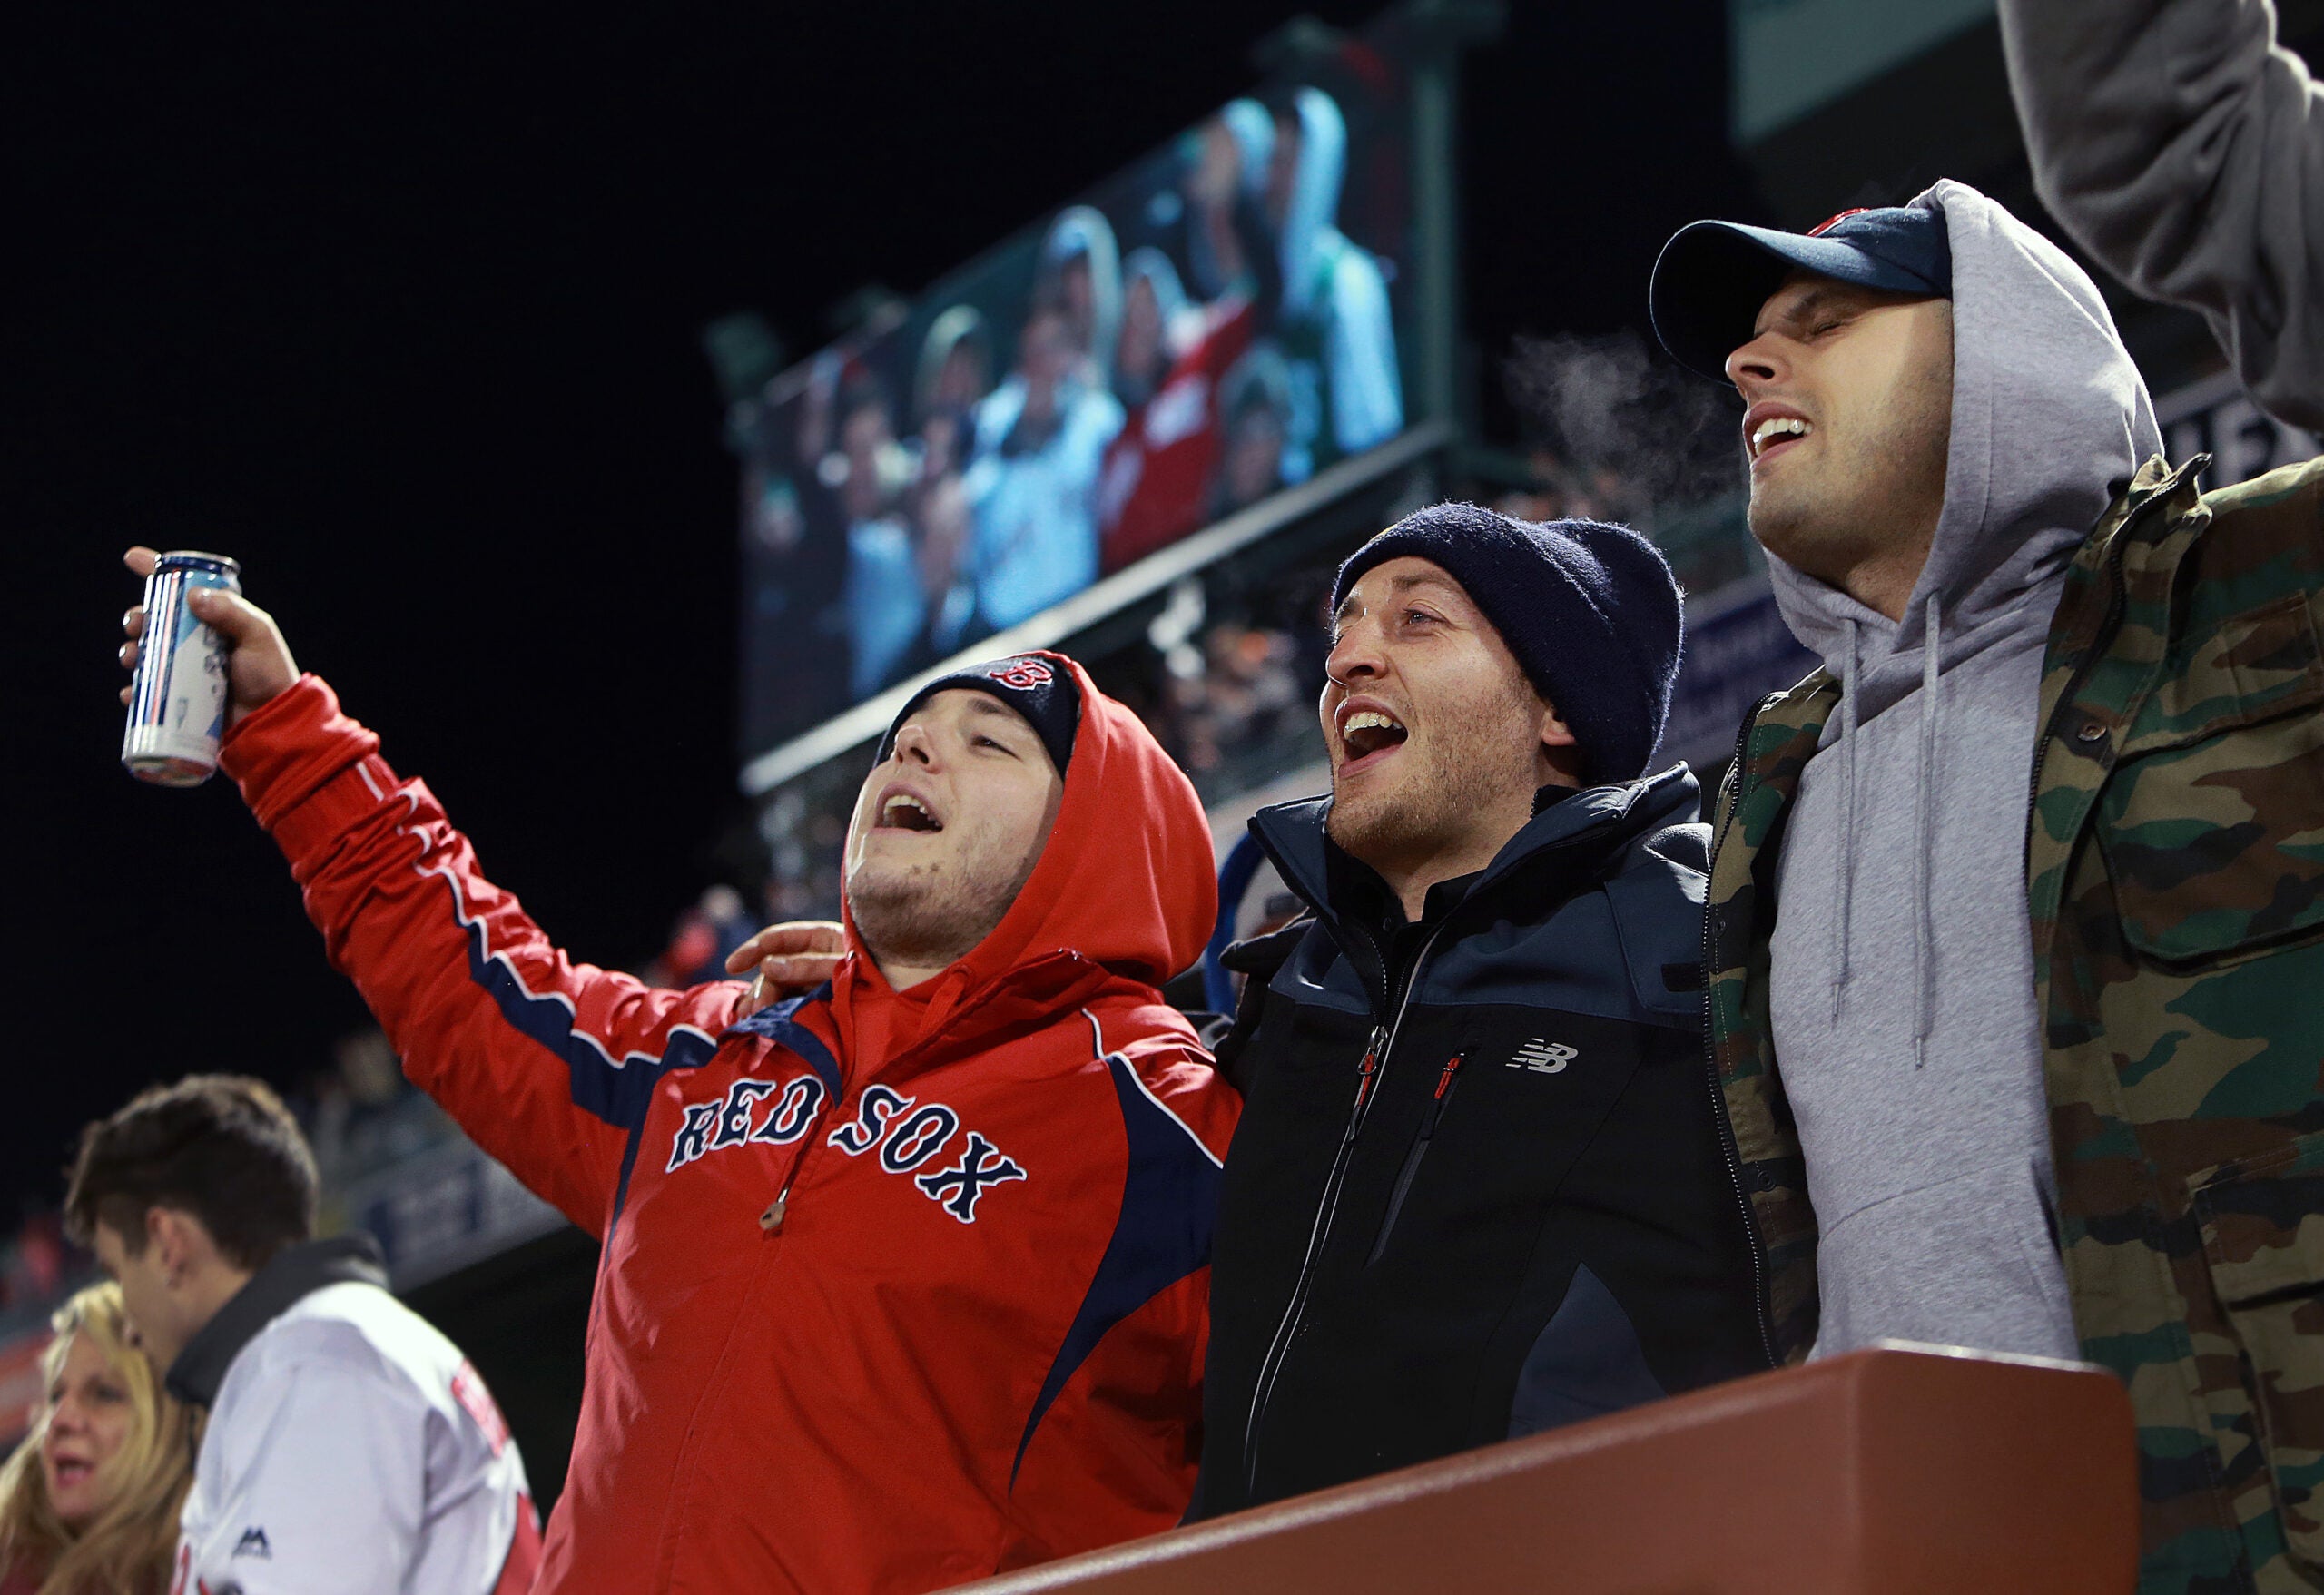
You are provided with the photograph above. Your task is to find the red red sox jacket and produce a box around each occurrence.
[219,657,1239,1594]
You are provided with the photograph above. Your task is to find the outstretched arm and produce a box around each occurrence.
[1999,0,2324,431]
[119,550,738,1234]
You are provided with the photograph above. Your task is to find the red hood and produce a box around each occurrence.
[832,653,1216,1059]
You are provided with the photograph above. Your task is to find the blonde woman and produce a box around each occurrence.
[0,1284,192,1595]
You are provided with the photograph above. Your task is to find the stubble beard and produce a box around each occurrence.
[1748,378,1953,595]
[1325,689,1545,881]
[1747,438,1890,584]
[847,846,1034,976]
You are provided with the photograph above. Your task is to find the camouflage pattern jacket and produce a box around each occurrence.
[1708,453,2324,1595]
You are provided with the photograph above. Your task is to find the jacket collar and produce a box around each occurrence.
[1254,763,1702,942]
[165,1233,389,1408]
[727,949,1131,1091]
[2045,452,2209,680]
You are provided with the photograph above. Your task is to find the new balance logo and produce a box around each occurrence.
[1510,1039,1576,1074]
[232,1526,271,1560]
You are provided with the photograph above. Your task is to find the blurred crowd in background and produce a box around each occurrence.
[738,329,1749,926]
[0,1036,445,1373]
[734,78,1410,753]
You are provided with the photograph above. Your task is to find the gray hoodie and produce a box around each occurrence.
[1764,179,2163,1361]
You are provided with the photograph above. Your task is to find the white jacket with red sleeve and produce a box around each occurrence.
[168,1237,539,1595]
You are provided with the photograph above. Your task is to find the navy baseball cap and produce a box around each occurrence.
[1649,205,1953,380]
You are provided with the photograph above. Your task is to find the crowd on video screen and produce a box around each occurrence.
[736,79,1410,755]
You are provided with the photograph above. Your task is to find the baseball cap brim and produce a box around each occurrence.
[1649,220,1945,381]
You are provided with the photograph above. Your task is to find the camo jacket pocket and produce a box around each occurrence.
[2193,1134,2324,1566]
[2095,596,2324,968]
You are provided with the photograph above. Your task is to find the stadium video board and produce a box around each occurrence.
[732,34,1419,767]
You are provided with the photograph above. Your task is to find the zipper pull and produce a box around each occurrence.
[762,1076,840,1237]
[1346,1026,1389,1129]
[1423,1051,1467,1137]
[1433,1051,1464,1101]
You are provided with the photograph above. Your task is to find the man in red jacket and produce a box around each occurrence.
[114,547,1238,1594]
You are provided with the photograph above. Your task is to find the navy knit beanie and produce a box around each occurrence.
[877,654,1082,775]
[1331,504,1682,783]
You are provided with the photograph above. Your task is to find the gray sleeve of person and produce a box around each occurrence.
[1998,0,2324,432]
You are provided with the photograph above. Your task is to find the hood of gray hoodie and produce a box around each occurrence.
[1768,179,2162,718]
[1761,179,2162,1363]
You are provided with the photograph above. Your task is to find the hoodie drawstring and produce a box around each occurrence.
[1911,604,1943,1068]
[1830,618,1863,1022]
[1828,606,1943,1066]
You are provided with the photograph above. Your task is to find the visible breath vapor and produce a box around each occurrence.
[1503,331,1743,521]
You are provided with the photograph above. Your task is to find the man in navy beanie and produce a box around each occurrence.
[1188,502,1769,1517]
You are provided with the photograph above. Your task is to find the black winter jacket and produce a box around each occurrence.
[1191,767,1770,1517]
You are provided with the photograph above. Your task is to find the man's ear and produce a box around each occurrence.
[1537,700,1587,788]
[1542,702,1580,753]
[1539,702,1580,751]
[147,1207,205,1285]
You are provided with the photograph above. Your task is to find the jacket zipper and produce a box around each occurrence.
[753,953,1090,1235]
[1703,699,1781,1369]
[1243,921,1447,1492]
[760,1088,840,1234]
[1365,1050,1467,1265]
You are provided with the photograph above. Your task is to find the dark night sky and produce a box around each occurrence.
[5,3,1754,1225]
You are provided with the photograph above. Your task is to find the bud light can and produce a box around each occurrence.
[122,552,242,787]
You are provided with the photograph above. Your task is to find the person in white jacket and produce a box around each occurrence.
[64,1074,539,1595]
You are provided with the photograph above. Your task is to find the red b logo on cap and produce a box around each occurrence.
[988,658,1054,691]
[1807,207,1872,237]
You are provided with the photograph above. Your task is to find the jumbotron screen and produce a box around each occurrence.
[734,35,1416,762]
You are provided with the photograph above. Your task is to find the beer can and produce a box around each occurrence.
[122,552,242,787]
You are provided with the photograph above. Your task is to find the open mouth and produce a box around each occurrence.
[49,1457,91,1489]
[1748,414,1813,466]
[873,787,944,834]
[1340,707,1409,766]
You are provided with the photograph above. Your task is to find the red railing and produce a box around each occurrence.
[954,1344,2139,1595]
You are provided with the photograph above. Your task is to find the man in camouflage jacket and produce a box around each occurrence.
[1655,183,2324,1592]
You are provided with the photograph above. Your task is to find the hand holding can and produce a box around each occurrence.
[118,546,300,785]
